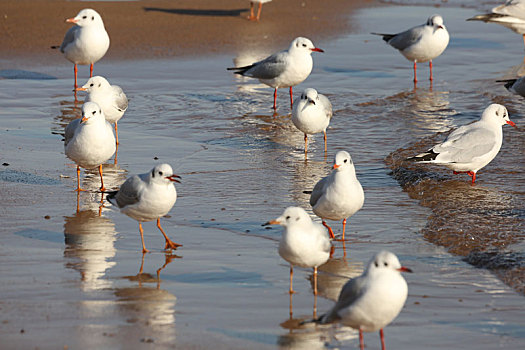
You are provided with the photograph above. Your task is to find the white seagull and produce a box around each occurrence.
[263,207,331,295]
[107,164,182,253]
[247,0,272,21]
[59,9,110,89]
[308,151,364,241]
[372,14,449,83]
[468,0,525,49]
[407,104,517,184]
[64,102,116,192]
[497,76,525,98]
[77,76,128,145]
[292,88,333,154]
[318,251,412,350]
[228,37,324,110]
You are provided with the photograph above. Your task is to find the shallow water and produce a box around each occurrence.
[0,3,524,350]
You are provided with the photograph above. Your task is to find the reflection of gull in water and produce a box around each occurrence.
[63,208,117,292]
[315,256,363,302]
[82,162,127,194]
[232,51,270,94]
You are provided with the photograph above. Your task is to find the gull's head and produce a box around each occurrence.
[66,9,105,27]
[427,14,445,30]
[332,151,354,172]
[365,251,413,276]
[262,206,312,228]
[78,76,111,93]
[149,164,181,185]
[290,37,324,54]
[80,101,104,124]
[482,103,516,128]
[300,88,319,107]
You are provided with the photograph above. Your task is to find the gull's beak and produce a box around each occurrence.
[76,87,88,91]
[66,17,78,24]
[506,120,517,128]
[166,174,181,183]
[397,266,413,273]
[333,164,340,169]
[311,48,324,53]
[262,219,280,226]
[81,116,88,123]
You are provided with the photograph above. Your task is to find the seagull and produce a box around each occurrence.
[372,14,449,83]
[497,76,525,97]
[468,0,525,49]
[106,164,182,253]
[64,102,116,192]
[317,251,412,350]
[291,88,333,155]
[77,76,128,145]
[308,151,364,241]
[59,9,110,89]
[407,104,517,184]
[227,37,324,110]
[262,207,331,295]
[247,0,272,21]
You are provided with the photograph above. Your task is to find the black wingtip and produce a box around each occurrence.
[105,191,118,203]
[303,190,313,194]
[371,32,395,42]
[496,79,517,91]
[50,45,59,50]
[406,150,438,162]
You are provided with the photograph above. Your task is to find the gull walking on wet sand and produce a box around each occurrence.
[372,14,449,83]
[317,251,412,350]
[468,0,525,49]
[292,88,333,154]
[107,164,182,253]
[407,104,517,184]
[64,102,116,192]
[247,0,272,21]
[307,151,364,241]
[227,37,324,110]
[77,76,128,146]
[58,9,110,89]
[263,207,331,295]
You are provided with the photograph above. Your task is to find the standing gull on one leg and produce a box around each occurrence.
[106,164,182,253]
[372,14,449,83]
[228,37,324,110]
[292,88,333,155]
[263,207,331,295]
[407,104,517,184]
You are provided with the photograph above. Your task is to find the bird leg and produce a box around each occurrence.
[304,133,308,155]
[139,222,150,253]
[429,60,433,81]
[289,86,293,109]
[273,88,277,110]
[115,121,119,145]
[98,164,106,192]
[380,328,386,350]
[467,171,476,184]
[289,265,296,294]
[256,2,263,21]
[522,34,525,51]
[75,165,86,192]
[247,2,256,21]
[74,64,78,90]
[359,328,365,350]
[323,130,327,152]
[342,218,347,241]
[322,220,335,239]
[90,63,94,77]
[313,266,318,295]
[413,61,418,83]
[157,218,182,250]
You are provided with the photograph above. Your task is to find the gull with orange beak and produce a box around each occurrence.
[307,151,364,241]
[64,101,116,192]
[263,207,331,295]
[107,164,182,253]
[59,9,110,89]
[228,37,324,110]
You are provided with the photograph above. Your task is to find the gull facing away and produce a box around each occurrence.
[407,104,517,184]
[468,0,525,49]
[317,251,412,350]
[292,88,333,155]
[372,14,449,83]
[59,9,110,89]
[227,37,324,110]
[106,164,182,253]
[307,151,364,241]
[77,76,128,145]
[247,0,272,21]
[263,207,331,295]
[64,102,116,192]
[497,76,525,97]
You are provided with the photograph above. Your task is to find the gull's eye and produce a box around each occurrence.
[92,110,96,115]
[159,171,163,176]
[285,216,291,220]
[374,261,379,268]
[344,159,348,163]
[384,262,388,267]
[302,43,307,47]
[90,83,94,87]
[99,109,101,114]
[82,16,87,19]
[91,16,94,20]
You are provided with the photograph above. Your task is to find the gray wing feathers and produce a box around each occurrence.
[64,118,81,146]
[309,176,329,207]
[319,94,333,119]
[246,51,287,79]
[388,26,424,51]
[113,175,142,208]
[433,127,497,162]
[321,276,366,324]
[60,26,78,53]
[113,86,129,111]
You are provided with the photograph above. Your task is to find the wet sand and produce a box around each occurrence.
[0,1,524,349]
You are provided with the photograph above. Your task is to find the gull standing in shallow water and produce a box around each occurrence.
[372,14,449,83]
[468,0,525,50]
[106,164,182,253]
[292,88,333,155]
[263,207,331,295]
[59,9,110,89]
[307,151,364,241]
[227,37,324,110]
[317,251,412,350]
[64,102,116,192]
[77,76,128,146]
[407,104,517,184]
